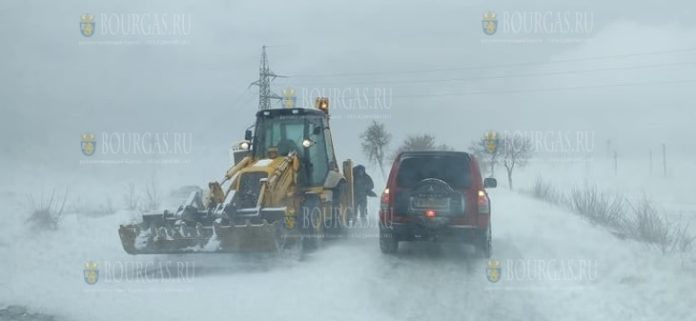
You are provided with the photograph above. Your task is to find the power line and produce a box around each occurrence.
[229,88,251,108]
[230,88,255,110]
[331,78,696,101]
[285,61,696,87]
[287,47,696,78]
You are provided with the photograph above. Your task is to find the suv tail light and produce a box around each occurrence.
[380,188,391,210]
[477,190,490,214]
[424,209,437,218]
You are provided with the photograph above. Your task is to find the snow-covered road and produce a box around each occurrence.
[1,189,693,321]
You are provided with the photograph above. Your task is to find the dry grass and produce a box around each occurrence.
[26,189,68,231]
[530,177,566,205]
[527,179,694,253]
[123,182,139,211]
[569,185,627,233]
[142,175,161,212]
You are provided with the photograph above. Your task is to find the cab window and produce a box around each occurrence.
[306,118,329,186]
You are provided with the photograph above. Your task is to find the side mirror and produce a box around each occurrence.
[244,129,252,141]
[483,177,497,189]
[313,126,322,135]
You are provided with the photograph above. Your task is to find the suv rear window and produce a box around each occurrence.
[396,155,471,189]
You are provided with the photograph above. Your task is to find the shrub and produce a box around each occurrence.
[123,182,140,211]
[528,180,694,253]
[569,185,627,232]
[26,189,68,231]
[530,177,565,205]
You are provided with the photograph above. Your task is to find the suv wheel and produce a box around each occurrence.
[476,225,492,258]
[379,228,398,254]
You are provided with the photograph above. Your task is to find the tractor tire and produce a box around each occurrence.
[300,195,322,252]
[274,221,302,260]
[326,182,349,240]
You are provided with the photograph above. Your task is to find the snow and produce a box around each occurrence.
[202,229,221,252]
[1,186,693,321]
[253,159,274,168]
[133,228,150,250]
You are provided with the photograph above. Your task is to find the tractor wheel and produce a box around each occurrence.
[274,219,302,259]
[326,182,349,240]
[300,196,322,252]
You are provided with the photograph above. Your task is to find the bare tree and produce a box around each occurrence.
[437,143,454,151]
[392,134,434,158]
[360,121,391,177]
[392,134,453,159]
[500,134,533,190]
[123,182,139,211]
[143,174,161,211]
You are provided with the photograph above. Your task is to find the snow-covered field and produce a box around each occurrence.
[1,181,693,321]
[3,0,696,319]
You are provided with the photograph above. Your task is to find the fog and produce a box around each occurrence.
[1,0,695,320]
[2,0,696,170]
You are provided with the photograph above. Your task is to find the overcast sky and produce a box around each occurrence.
[1,0,695,186]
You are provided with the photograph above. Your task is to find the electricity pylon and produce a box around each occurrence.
[250,45,284,110]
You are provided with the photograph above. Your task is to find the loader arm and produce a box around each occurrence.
[265,152,301,205]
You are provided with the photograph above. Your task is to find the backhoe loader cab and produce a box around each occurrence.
[118,100,354,254]
[250,108,336,187]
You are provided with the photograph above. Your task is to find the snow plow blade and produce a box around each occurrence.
[118,209,286,254]
[212,220,280,253]
[118,223,215,255]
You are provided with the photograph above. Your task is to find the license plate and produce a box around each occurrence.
[412,197,449,209]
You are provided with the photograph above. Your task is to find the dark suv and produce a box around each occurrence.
[378,151,496,256]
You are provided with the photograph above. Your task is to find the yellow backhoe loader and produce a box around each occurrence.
[118,98,354,254]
